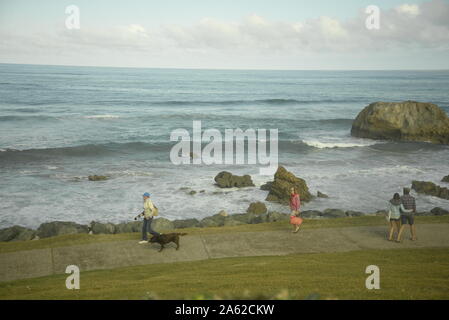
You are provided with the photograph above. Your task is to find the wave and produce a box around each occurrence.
[0,115,57,122]
[152,98,353,106]
[83,115,120,119]
[302,139,379,149]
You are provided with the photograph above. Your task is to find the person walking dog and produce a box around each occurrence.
[135,192,161,244]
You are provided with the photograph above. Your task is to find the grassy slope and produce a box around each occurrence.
[1,247,448,300]
[1,215,449,254]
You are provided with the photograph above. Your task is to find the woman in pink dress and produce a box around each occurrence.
[289,187,303,233]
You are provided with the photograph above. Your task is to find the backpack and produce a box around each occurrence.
[153,206,159,217]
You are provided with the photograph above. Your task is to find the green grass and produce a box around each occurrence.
[1,215,448,254]
[1,247,448,300]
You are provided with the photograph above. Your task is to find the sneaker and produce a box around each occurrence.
[138,240,148,244]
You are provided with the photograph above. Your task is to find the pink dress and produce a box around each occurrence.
[289,193,303,226]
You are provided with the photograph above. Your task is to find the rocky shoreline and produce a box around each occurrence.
[1,166,448,242]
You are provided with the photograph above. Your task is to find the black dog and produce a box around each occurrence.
[149,233,187,252]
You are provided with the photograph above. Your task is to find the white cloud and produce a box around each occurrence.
[396,4,421,16]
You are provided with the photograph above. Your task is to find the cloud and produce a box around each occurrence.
[0,0,448,68]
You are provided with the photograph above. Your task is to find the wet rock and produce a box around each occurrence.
[200,214,227,227]
[173,218,200,229]
[351,101,449,144]
[412,181,449,200]
[37,221,88,238]
[214,171,255,188]
[317,191,329,198]
[188,190,197,195]
[260,181,273,191]
[345,210,365,217]
[265,166,312,204]
[430,207,449,216]
[0,226,36,242]
[88,175,109,181]
[322,209,347,218]
[246,202,267,215]
[442,175,449,183]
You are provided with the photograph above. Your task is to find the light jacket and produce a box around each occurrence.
[143,198,155,219]
[388,202,412,220]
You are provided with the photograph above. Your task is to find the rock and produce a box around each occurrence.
[322,209,347,218]
[265,166,312,204]
[188,190,197,195]
[260,181,273,191]
[430,207,449,216]
[266,211,290,222]
[152,218,174,231]
[214,171,255,188]
[200,190,206,193]
[0,226,36,242]
[301,210,322,218]
[90,221,116,234]
[247,212,267,224]
[442,175,449,183]
[173,219,200,229]
[115,222,139,233]
[226,213,251,224]
[345,210,365,217]
[88,175,109,181]
[200,214,226,227]
[37,221,88,238]
[246,202,267,215]
[317,191,329,198]
[351,101,449,144]
[217,210,229,217]
[412,181,449,200]
[223,219,246,227]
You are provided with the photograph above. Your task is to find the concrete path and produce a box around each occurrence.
[1,223,449,282]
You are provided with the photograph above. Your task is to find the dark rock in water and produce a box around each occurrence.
[351,101,449,144]
[430,207,449,216]
[152,218,174,232]
[37,221,88,238]
[301,210,322,218]
[188,190,197,195]
[173,218,200,229]
[322,209,347,218]
[88,175,109,181]
[317,191,329,198]
[214,171,255,188]
[442,175,449,183]
[90,221,116,234]
[0,226,36,242]
[260,181,273,191]
[412,181,449,200]
[345,210,365,217]
[265,166,312,204]
[266,211,290,222]
[246,202,268,214]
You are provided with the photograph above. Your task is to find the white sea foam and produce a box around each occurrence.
[303,139,379,149]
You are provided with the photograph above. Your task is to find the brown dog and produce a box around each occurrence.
[149,233,187,252]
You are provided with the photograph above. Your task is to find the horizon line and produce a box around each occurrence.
[1,62,449,72]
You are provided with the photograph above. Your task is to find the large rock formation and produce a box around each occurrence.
[265,166,312,204]
[442,175,449,183]
[412,181,449,200]
[246,202,267,215]
[351,101,449,144]
[0,226,36,242]
[214,171,255,188]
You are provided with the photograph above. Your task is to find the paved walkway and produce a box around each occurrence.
[1,223,449,282]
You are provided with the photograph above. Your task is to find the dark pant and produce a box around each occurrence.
[142,217,160,240]
[401,214,414,225]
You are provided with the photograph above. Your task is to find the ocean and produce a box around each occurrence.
[1,63,449,229]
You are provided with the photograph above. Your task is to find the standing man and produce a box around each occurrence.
[397,187,417,242]
[136,192,160,244]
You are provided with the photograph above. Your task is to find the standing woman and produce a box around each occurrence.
[387,193,412,241]
[289,187,303,233]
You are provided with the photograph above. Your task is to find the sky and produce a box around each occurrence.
[0,0,449,69]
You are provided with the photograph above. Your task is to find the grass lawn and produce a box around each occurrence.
[1,215,448,254]
[0,247,448,300]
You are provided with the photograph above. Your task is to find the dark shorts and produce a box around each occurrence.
[390,218,400,222]
[401,215,414,225]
